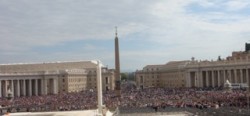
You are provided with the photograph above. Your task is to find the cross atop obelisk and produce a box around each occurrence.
[114,26,121,97]
[115,26,117,37]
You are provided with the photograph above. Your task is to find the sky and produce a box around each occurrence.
[0,0,250,72]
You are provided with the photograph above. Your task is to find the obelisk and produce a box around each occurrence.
[114,27,121,97]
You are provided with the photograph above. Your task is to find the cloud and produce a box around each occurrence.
[0,0,250,71]
[147,0,250,43]
[127,0,250,67]
[0,0,151,52]
[224,0,250,11]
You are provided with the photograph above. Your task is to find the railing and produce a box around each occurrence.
[118,106,250,116]
[112,107,120,116]
[188,60,250,68]
[0,71,61,76]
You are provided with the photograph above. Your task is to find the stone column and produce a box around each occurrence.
[5,80,8,97]
[29,79,32,96]
[17,80,20,97]
[234,69,237,83]
[41,79,44,95]
[206,71,209,87]
[196,71,199,87]
[200,71,203,87]
[53,78,57,94]
[229,69,232,82]
[23,79,26,96]
[212,70,215,87]
[11,80,14,97]
[194,72,197,87]
[197,71,200,87]
[218,70,221,87]
[240,69,243,83]
[223,69,227,84]
[0,80,2,98]
[35,79,38,96]
[44,79,47,95]
[187,72,191,87]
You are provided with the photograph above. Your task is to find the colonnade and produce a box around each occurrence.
[0,78,58,98]
[187,67,250,88]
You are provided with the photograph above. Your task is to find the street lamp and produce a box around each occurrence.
[91,60,104,116]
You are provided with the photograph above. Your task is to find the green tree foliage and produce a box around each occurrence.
[121,73,127,81]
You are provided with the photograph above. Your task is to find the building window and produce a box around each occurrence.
[62,79,65,82]
[105,77,108,84]
[140,76,143,83]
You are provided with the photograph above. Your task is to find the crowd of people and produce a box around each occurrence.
[119,87,247,109]
[0,81,249,113]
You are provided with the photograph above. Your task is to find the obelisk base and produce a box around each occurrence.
[115,80,121,97]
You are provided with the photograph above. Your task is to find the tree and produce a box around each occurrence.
[121,73,127,81]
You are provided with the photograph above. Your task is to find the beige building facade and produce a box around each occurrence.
[135,65,163,89]
[186,51,250,88]
[136,44,250,89]
[160,61,188,88]
[0,61,115,97]
[135,61,188,89]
